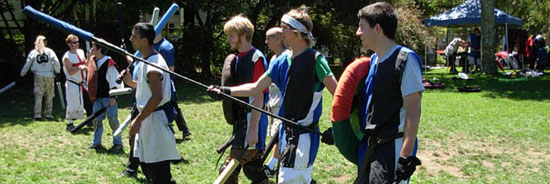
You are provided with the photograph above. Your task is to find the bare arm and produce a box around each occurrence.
[49,49,61,74]
[20,51,34,76]
[230,73,272,97]
[323,75,338,95]
[121,69,137,88]
[247,92,263,147]
[63,58,82,76]
[400,91,421,157]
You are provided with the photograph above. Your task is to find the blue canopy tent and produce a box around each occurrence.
[424,0,522,27]
[423,0,522,72]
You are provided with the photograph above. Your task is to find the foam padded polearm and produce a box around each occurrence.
[23,6,94,41]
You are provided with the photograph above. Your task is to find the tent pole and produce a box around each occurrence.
[424,44,427,74]
[505,23,509,52]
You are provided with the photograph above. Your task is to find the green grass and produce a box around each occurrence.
[1,69,550,183]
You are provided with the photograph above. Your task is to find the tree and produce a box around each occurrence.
[481,0,497,74]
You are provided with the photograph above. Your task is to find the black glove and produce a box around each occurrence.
[394,156,421,183]
[207,85,231,100]
[321,127,334,145]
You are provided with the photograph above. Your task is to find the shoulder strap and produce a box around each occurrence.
[252,49,260,63]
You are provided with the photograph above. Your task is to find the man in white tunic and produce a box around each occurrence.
[121,22,180,183]
[62,34,87,131]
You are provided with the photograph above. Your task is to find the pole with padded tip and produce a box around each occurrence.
[151,7,160,26]
[116,2,127,49]
[0,81,16,95]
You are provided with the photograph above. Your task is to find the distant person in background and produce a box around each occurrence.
[20,35,61,120]
[526,34,534,70]
[468,27,481,73]
[62,34,87,131]
[533,32,547,71]
[153,33,192,139]
[444,37,463,73]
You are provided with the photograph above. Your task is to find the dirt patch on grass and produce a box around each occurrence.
[419,137,550,179]
[333,174,353,183]
[417,142,462,177]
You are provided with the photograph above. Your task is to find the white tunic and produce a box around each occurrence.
[62,49,86,83]
[133,53,180,163]
[62,49,86,120]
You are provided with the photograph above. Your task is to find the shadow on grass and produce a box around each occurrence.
[70,127,94,135]
[0,86,67,127]
[423,70,550,101]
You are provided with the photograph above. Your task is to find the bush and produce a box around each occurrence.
[395,6,435,57]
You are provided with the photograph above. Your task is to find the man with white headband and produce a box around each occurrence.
[208,5,338,183]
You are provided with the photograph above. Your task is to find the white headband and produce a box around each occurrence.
[281,15,314,40]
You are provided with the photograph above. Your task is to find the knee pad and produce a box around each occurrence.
[108,116,118,124]
[92,119,100,130]
[243,162,267,183]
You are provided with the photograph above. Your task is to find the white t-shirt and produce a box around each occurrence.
[135,53,171,111]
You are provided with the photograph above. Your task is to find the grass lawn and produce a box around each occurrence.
[1,68,549,183]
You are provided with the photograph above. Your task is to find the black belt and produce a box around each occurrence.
[67,80,82,86]
[153,103,169,112]
[354,132,404,184]
[285,123,319,138]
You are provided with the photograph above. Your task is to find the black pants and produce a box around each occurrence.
[171,99,190,134]
[447,53,457,72]
[127,105,140,171]
[357,140,397,184]
[140,161,175,184]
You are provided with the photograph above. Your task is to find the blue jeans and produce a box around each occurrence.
[92,97,122,145]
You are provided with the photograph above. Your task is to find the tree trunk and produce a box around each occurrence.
[181,2,197,74]
[200,28,213,77]
[481,0,497,74]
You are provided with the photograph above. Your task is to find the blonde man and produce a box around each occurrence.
[216,14,269,184]
[20,35,61,120]
[62,34,87,131]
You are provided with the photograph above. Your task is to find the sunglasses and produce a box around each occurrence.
[69,41,79,44]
